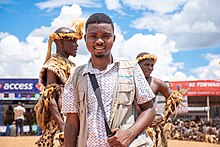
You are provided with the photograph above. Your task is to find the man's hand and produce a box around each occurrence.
[151,115,163,127]
[107,128,135,147]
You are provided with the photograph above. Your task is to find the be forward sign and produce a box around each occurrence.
[168,80,220,96]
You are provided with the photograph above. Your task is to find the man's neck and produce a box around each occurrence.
[146,76,152,84]
[91,55,113,71]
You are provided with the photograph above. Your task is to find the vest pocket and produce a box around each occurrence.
[117,84,134,105]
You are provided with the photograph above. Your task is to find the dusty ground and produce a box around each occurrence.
[0,136,219,147]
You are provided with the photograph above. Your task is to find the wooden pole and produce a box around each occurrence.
[207,96,210,121]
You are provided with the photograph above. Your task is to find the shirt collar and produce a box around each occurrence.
[82,57,120,75]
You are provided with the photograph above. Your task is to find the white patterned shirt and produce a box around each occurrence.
[62,59,155,146]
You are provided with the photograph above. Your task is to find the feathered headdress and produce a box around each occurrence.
[45,19,85,63]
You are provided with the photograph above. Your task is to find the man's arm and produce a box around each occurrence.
[65,113,79,147]
[46,70,64,131]
[127,99,155,138]
[49,98,64,131]
[108,99,155,146]
[61,68,80,146]
[157,79,172,98]
[151,79,172,126]
[158,79,183,119]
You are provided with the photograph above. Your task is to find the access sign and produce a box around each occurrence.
[0,79,40,93]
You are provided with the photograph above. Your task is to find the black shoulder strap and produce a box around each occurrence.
[88,73,113,137]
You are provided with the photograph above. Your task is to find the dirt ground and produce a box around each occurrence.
[0,136,219,147]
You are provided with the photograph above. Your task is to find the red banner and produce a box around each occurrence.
[166,80,220,96]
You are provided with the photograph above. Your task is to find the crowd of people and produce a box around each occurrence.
[163,118,220,144]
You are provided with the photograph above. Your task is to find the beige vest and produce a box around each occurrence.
[72,60,152,147]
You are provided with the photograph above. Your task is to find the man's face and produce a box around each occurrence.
[62,39,78,57]
[138,59,155,78]
[84,23,115,58]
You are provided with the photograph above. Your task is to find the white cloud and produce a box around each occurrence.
[113,32,192,81]
[51,4,83,27]
[69,54,90,66]
[0,32,10,39]
[0,4,86,78]
[0,34,43,78]
[1,3,218,81]
[29,4,84,39]
[35,0,101,11]
[111,23,126,58]
[0,2,191,81]
[105,0,125,15]
[122,0,188,14]
[192,53,220,79]
[131,0,220,50]
[28,4,88,59]
[105,0,121,10]
[131,13,169,31]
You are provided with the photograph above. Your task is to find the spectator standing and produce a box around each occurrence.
[13,102,26,136]
[5,105,14,125]
[4,105,14,136]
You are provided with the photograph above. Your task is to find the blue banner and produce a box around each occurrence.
[0,79,40,93]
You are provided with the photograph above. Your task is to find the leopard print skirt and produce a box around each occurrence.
[35,120,64,147]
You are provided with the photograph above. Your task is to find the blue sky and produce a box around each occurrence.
[0,0,219,81]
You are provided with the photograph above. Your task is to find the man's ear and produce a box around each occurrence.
[60,40,64,48]
[84,34,87,42]
[113,35,116,42]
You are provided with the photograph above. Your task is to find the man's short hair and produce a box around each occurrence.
[85,13,114,32]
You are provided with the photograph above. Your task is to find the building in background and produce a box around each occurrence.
[0,79,220,133]
[0,79,40,135]
[161,80,220,124]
